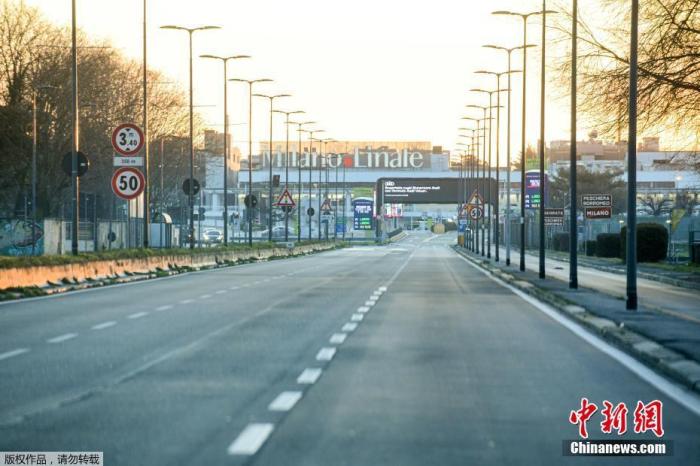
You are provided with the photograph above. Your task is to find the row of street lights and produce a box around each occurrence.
[456,2,641,310]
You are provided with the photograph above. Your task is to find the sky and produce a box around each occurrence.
[24,0,598,162]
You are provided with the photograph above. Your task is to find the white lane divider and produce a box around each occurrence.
[180,299,194,304]
[215,290,227,295]
[92,321,116,330]
[199,294,212,299]
[357,306,370,314]
[329,333,347,344]
[342,322,358,332]
[227,423,275,456]
[0,348,29,361]
[372,291,383,297]
[316,347,337,361]
[155,305,173,312]
[127,312,148,320]
[47,333,78,344]
[351,314,364,322]
[268,391,303,412]
[297,368,322,385]
[378,286,388,292]
[230,286,240,291]
[364,300,375,307]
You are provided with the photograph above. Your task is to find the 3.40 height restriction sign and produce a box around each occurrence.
[112,123,145,156]
[112,167,145,200]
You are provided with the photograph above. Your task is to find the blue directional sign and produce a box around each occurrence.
[352,198,373,230]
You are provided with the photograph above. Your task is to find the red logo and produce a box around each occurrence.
[569,399,664,438]
[342,156,354,168]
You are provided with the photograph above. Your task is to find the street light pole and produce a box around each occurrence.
[201,54,250,246]
[570,0,579,289]
[161,24,220,249]
[273,110,304,241]
[292,121,315,241]
[254,93,291,242]
[70,0,79,255]
[627,0,639,310]
[229,78,273,245]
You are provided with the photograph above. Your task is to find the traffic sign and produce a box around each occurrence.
[112,123,144,156]
[585,207,612,219]
[244,194,258,209]
[114,156,144,167]
[544,208,565,226]
[62,151,90,177]
[466,189,484,207]
[468,206,483,220]
[582,194,612,208]
[274,188,296,208]
[182,178,200,196]
[112,167,145,200]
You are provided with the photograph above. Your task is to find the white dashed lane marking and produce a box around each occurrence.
[342,323,358,332]
[351,314,364,322]
[268,391,303,412]
[227,423,275,456]
[92,321,116,330]
[297,368,322,384]
[215,290,227,295]
[316,347,336,361]
[357,306,370,314]
[155,305,173,312]
[230,286,239,290]
[47,333,78,344]
[128,312,148,319]
[364,300,375,307]
[0,348,29,361]
[379,286,388,292]
[180,299,194,304]
[329,333,347,344]
[199,294,212,299]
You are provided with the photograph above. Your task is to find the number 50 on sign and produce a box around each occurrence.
[112,167,145,200]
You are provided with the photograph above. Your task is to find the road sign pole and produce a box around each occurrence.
[627,0,639,310]
[70,0,79,255]
[569,0,579,289]
[142,0,150,249]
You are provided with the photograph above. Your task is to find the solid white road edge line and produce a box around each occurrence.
[268,391,303,412]
[227,423,275,456]
[455,252,700,418]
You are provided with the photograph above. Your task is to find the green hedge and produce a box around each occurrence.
[596,233,621,258]
[620,223,668,263]
[585,240,597,256]
[553,233,570,252]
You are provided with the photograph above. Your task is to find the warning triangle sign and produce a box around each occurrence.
[274,188,296,207]
[467,189,484,207]
[321,198,332,213]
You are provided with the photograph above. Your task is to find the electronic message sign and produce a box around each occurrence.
[353,198,374,230]
[376,178,497,205]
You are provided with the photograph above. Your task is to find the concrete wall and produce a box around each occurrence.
[0,243,336,290]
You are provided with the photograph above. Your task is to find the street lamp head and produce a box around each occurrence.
[200,54,251,61]
[161,25,221,32]
[470,88,490,94]
[465,104,486,109]
[492,10,516,16]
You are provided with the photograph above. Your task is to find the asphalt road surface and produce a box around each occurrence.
[1,231,699,465]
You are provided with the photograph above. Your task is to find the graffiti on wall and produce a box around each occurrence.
[0,219,44,256]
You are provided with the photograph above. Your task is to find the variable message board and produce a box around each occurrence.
[353,198,373,230]
[376,178,497,205]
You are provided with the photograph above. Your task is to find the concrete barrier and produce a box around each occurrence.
[0,243,336,290]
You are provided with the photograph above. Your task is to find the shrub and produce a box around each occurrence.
[443,221,458,232]
[596,233,621,258]
[585,240,597,256]
[553,232,570,252]
[620,223,668,263]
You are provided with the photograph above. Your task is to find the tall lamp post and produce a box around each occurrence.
[483,43,535,266]
[200,53,250,246]
[465,105,490,256]
[300,129,324,239]
[254,93,291,242]
[291,121,316,241]
[230,78,273,245]
[273,109,305,241]
[161,24,220,249]
[493,9,546,271]
[569,0,579,289]
[627,0,639,310]
[461,118,481,252]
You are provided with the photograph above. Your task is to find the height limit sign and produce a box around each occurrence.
[112,123,144,156]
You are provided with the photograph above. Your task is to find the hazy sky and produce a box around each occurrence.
[25,0,595,159]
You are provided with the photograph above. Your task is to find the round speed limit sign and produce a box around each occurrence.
[112,123,144,156]
[112,167,145,200]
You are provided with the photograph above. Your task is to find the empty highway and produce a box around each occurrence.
[1,232,698,465]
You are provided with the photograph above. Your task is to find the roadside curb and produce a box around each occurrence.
[453,246,700,395]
